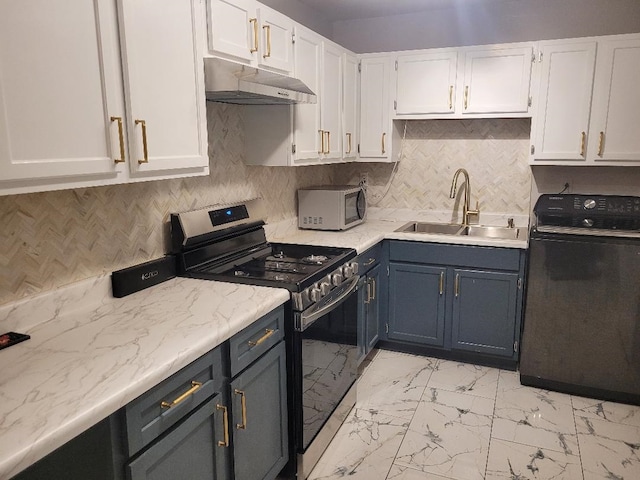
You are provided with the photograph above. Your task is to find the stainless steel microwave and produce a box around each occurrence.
[298,185,366,231]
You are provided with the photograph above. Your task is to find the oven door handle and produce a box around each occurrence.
[298,276,359,331]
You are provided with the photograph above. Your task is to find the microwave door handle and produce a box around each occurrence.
[299,276,359,331]
[356,188,366,220]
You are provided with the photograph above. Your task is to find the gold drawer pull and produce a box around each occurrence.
[318,129,325,154]
[598,131,605,156]
[439,272,444,295]
[110,116,126,164]
[160,381,202,408]
[370,278,376,301]
[216,404,229,447]
[365,281,371,304]
[381,132,386,154]
[464,86,469,109]
[248,328,275,346]
[263,25,271,58]
[346,132,352,154]
[135,119,149,164]
[454,273,460,297]
[580,131,586,157]
[249,18,258,53]
[449,85,453,110]
[234,389,247,429]
[325,131,331,154]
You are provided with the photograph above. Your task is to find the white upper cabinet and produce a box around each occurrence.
[360,56,393,160]
[460,46,533,114]
[587,36,640,164]
[343,53,359,160]
[118,0,208,175]
[0,0,125,190]
[530,40,597,162]
[321,42,343,161]
[0,0,208,195]
[396,51,458,115]
[530,33,640,165]
[207,0,293,74]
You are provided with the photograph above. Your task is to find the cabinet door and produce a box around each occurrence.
[292,26,322,163]
[321,43,343,161]
[531,41,597,162]
[588,37,640,163]
[461,46,533,114]
[343,54,359,160]
[208,0,256,63]
[118,0,208,174]
[451,269,518,357]
[128,394,231,480]
[396,51,457,115]
[366,265,381,352]
[0,0,124,185]
[359,57,391,159]
[257,7,293,73]
[388,263,446,347]
[230,342,288,480]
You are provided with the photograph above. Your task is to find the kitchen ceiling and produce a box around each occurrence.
[296,0,513,22]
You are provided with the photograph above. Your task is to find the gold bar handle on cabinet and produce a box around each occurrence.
[234,389,247,429]
[160,381,203,408]
[249,18,258,53]
[370,278,376,301]
[110,116,125,164]
[381,132,386,154]
[598,131,605,156]
[325,131,330,154]
[135,119,149,164]
[439,272,444,295]
[248,328,274,346]
[263,25,271,58]
[580,131,586,157]
[318,130,325,154]
[346,132,352,154]
[454,274,460,297]
[216,404,229,447]
[365,281,371,304]
[449,85,453,110]
[464,86,469,110]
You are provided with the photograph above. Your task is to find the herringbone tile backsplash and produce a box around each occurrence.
[0,103,333,306]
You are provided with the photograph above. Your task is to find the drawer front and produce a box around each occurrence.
[355,242,383,275]
[125,345,225,456]
[388,240,521,271]
[229,306,285,377]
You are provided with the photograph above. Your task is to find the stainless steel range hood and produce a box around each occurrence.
[204,57,316,105]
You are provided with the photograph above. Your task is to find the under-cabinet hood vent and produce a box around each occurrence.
[204,57,316,105]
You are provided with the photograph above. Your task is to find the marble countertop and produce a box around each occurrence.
[0,274,289,479]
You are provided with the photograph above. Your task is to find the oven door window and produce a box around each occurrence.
[300,296,358,450]
[344,190,365,225]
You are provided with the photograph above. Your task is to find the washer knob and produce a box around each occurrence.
[583,199,597,210]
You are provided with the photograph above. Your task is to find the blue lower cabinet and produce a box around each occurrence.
[388,263,446,347]
[451,269,519,357]
[127,393,230,480]
[230,341,288,480]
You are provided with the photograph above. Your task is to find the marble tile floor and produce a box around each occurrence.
[307,349,640,480]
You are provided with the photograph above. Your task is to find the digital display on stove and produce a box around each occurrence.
[209,205,249,227]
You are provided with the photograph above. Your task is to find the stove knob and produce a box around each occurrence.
[309,285,322,302]
[582,218,594,227]
[331,272,344,286]
[342,264,354,278]
[319,281,331,296]
[583,199,597,210]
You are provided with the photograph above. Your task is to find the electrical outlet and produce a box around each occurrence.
[359,172,369,188]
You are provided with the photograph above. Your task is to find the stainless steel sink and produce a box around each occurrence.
[395,222,464,235]
[461,225,521,240]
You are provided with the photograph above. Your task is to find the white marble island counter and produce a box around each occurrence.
[0,275,289,479]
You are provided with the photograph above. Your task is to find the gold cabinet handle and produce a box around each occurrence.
[381,132,386,154]
[234,389,247,429]
[363,258,376,266]
[370,278,376,301]
[439,272,444,295]
[325,131,330,154]
[262,25,271,58]
[580,131,586,157]
[365,281,371,304]
[449,85,453,110]
[248,328,274,346]
[346,132,352,154]
[249,18,258,53]
[160,381,203,408]
[216,404,229,447]
[598,131,605,156]
[318,130,325,154]
[454,273,460,297]
[110,116,126,164]
[135,119,149,164]
[464,86,469,110]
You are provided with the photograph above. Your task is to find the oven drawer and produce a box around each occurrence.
[124,345,225,457]
[229,306,285,377]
